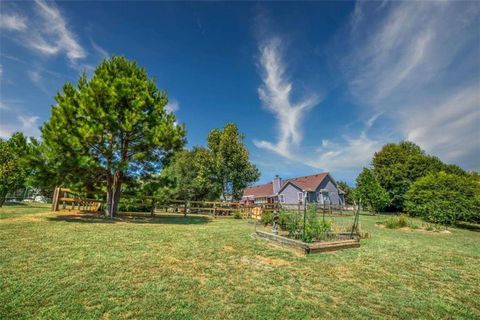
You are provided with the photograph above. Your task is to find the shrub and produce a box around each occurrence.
[261,211,273,226]
[405,172,480,225]
[381,215,419,229]
[232,211,242,219]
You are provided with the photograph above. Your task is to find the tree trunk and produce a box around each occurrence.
[111,174,122,216]
[105,175,113,218]
[0,194,6,207]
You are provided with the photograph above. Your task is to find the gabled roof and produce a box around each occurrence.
[242,172,332,198]
[242,182,275,198]
[280,172,329,192]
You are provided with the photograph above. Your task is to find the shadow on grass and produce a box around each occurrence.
[455,221,480,232]
[47,213,212,225]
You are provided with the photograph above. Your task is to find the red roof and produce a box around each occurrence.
[242,172,330,198]
[242,182,275,198]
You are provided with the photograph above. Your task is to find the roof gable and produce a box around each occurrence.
[279,172,329,193]
[243,172,335,198]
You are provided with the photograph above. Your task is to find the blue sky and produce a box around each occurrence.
[1,1,479,185]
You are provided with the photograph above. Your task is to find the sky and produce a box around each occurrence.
[0,1,479,185]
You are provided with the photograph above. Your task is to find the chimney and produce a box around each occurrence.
[273,175,282,194]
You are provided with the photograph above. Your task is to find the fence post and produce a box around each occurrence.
[184,200,188,218]
[51,187,60,212]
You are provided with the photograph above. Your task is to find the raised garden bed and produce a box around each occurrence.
[255,230,360,254]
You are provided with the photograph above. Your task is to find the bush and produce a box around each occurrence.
[232,211,242,219]
[405,172,480,225]
[381,215,419,229]
[261,211,273,226]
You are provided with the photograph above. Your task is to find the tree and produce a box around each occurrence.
[0,133,31,206]
[336,180,354,205]
[405,172,480,225]
[42,56,186,217]
[355,168,390,214]
[161,147,219,201]
[372,141,466,211]
[207,123,260,201]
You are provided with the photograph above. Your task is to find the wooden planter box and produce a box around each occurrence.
[255,230,360,254]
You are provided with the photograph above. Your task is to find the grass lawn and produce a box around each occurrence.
[1,205,479,319]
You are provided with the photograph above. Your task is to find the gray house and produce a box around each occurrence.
[242,172,345,205]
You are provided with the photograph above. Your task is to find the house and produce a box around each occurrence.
[242,172,345,205]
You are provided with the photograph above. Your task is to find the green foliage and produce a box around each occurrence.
[41,56,185,216]
[279,206,333,243]
[382,215,412,229]
[337,181,354,205]
[161,147,219,201]
[207,123,260,201]
[261,211,273,226]
[404,172,480,225]
[0,133,33,206]
[355,168,390,213]
[372,141,467,211]
[232,211,242,219]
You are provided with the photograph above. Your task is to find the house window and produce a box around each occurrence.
[323,192,330,204]
[298,192,303,203]
[279,194,285,203]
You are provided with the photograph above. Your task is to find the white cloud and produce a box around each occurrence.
[19,115,39,128]
[306,133,381,171]
[403,86,480,169]
[28,70,42,84]
[253,38,320,159]
[91,40,109,59]
[0,14,27,31]
[341,1,480,170]
[30,0,86,62]
[165,99,179,114]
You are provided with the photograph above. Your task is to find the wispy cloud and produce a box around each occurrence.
[2,1,86,63]
[306,133,381,172]
[91,40,109,59]
[19,115,39,129]
[253,38,320,159]
[165,98,180,114]
[254,2,479,176]
[30,0,86,62]
[342,1,480,169]
[0,14,27,31]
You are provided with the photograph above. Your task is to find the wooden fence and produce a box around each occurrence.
[50,187,352,217]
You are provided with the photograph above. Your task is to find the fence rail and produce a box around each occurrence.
[50,187,353,217]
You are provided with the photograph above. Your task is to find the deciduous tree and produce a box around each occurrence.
[0,133,31,206]
[207,123,260,201]
[355,168,390,214]
[372,141,466,211]
[161,147,219,201]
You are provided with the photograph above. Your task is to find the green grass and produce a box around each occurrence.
[1,205,479,319]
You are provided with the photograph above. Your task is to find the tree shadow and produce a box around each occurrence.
[455,221,480,232]
[47,213,212,225]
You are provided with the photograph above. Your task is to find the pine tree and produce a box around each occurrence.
[42,56,186,217]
